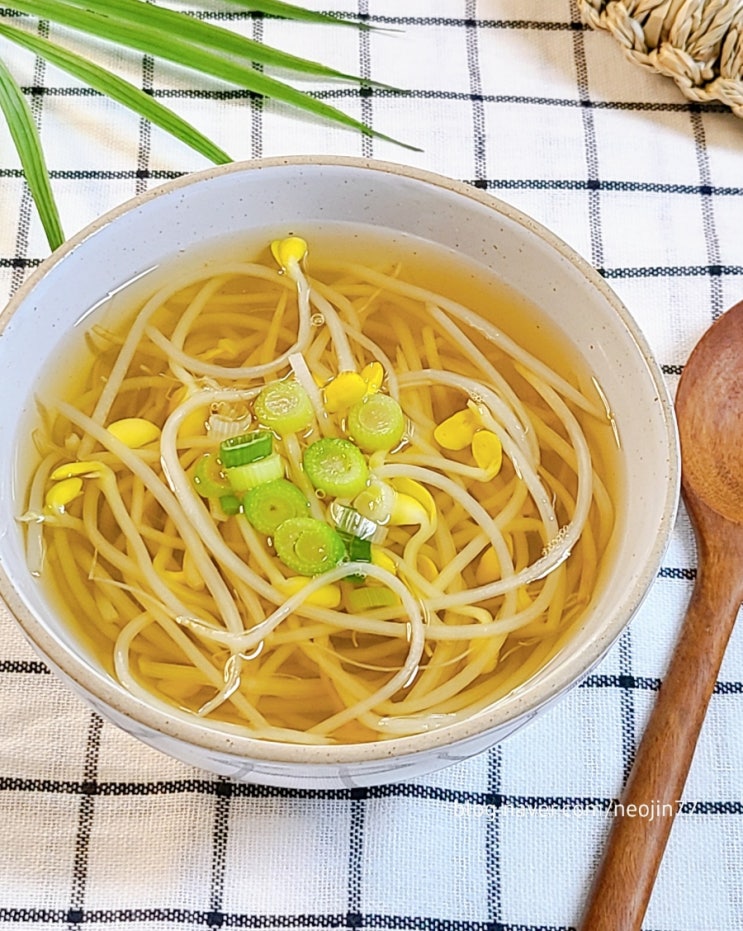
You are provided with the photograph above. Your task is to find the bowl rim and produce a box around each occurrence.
[0,154,681,768]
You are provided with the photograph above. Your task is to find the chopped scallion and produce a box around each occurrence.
[347,392,405,452]
[226,452,284,491]
[219,494,243,516]
[303,437,368,498]
[341,536,371,583]
[344,535,372,562]
[273,517,346,576]
[346,585,399,612]
[219,429,273,468]
[354,479,396,524]
[254,379,314,436]
[193,453,231,498]
[330,502,379,540]
[329,507,374,581]
[243,478,309,534]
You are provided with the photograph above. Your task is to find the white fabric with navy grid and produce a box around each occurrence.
[1,2,742,930]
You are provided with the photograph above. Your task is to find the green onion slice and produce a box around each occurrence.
[330,503,378,540]
[330,506,375,581]
[303,437,369,498]
[219,494,243,516]
[273,517,346,576]
[344,535,372,562]
[220,430,273,468]
[340,533,372,582]
[226,452,284,492]
[193,453,231,498]
[254,380,314,436]
[346,585,399,613]
[243,479,309,535]
[347,393,405,452]
[354,480,396,524]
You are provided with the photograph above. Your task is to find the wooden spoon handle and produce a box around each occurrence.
[580,520,743,931]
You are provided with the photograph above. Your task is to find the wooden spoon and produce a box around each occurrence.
[580,299,743,930]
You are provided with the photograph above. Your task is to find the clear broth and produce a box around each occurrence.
[26,223,620,743]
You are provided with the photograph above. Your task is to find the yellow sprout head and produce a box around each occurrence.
[270,236,308,272]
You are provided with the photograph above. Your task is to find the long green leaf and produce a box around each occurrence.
[58,0,391,86]
[0,55,64,250]
[220,0,365,27]
[0,21,232,164]
[226,0,400,33]
[10,0,419,149]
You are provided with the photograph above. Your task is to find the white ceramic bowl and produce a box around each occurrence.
[0,157,679,788]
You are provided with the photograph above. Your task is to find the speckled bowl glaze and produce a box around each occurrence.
[0,157,679,788]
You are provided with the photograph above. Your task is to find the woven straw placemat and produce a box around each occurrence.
[578,0,743,115]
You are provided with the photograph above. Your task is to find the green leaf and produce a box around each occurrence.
[0,55,64,250]
[9,0,419,149]
[0,22,232,164]
[220,0,366,27]
[57,0,392,86]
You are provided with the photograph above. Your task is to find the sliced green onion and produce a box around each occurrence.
[330,503,378,540]
[220,430,273,468]
[219,494,243,516]
[254,380,314,436]
[193,453,230,498]
[339,532,372,583]
[273,517,346,576]
[347,393,405,452]
[328,505,375,580]
[226,452,284,491]
[354,480,396,524]
[303,437,368,498]
[208,401,251,440]
[243,478,309,534]
[344,535,372,562]
[346,586,399,613]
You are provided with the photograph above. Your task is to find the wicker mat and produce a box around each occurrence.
[578,0,743,115]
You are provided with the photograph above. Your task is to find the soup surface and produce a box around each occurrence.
[22,224,618,744]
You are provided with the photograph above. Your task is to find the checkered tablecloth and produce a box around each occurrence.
[1,2,742,929]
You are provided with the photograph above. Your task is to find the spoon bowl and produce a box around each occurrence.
[677,300,743,523]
